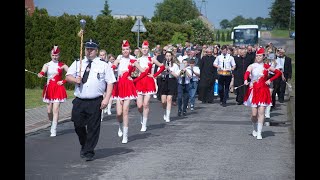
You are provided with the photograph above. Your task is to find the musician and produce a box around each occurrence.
[177,59,191,116]
[213,45,236,107]
[159,51,180,122]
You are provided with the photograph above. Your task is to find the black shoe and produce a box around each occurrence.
[279,99,284,103]
[178,111,182,116]
[80,146,85,158]
[83,152,94,161]
[237,102,243,105]
[221,102,227,107]
[183,111,187,116]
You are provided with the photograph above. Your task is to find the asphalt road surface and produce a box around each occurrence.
[26,94,295,180]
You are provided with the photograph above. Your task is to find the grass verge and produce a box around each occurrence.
[25,88,75,109]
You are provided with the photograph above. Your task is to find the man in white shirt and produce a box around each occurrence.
[213,45,236,107]
[66,38,116,161]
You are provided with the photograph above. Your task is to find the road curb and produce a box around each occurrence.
[25,117,71,136]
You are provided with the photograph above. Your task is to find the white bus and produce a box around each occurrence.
[231,25,260,46]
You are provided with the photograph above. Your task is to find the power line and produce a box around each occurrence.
[198,0,208,17]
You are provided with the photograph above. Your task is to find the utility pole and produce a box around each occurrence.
[198,0,207,17]
[289,8,292,34]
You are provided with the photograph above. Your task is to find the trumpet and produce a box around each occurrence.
[180,70,185,77]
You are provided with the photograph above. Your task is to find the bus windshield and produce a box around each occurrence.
[233,28,258,46]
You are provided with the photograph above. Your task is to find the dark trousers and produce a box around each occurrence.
[272,76,286,104]
[218,75,232,103]
[235,85,248,103]
[198,79,214,103]
[71,96,103,155]
[156,77,162,101]
[172,80,178,103]
[177,83,190,112]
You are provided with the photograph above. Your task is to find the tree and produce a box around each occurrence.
[170,32,188,45]
[254,17,264,29]
[269,0,294,29]
[152,0,200,24]
[185,18,215,45]
[230,15,247,28]
[220,19,231,29]
[221,32,226,42]
[101,0,112,16]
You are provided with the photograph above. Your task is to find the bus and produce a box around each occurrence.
[231,25,260,46]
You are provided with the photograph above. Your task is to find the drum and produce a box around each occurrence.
[217,69,232,76]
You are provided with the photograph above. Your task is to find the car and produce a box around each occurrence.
[290,31,295,39]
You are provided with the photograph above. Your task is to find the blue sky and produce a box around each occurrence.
[34,0,275,29]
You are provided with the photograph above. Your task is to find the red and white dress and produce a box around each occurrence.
[112,56,138,100]
[243,62,277,107]
[42,60,67,103]
[135,56,156,95]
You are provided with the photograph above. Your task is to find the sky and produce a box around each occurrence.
[34,0,275,29]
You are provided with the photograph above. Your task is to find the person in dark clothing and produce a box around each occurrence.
[198,47,217,103]
[272,48,292,105]
[154,46,167,101]
[233,48,254,105]
[246,45,256,64]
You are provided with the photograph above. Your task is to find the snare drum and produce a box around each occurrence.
[218,69,232,76]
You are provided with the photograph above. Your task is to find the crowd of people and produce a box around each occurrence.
[37,36,292,161]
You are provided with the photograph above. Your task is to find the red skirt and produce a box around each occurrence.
[135,76,156,95]
[112,76,138,100]
[42,82,67,103]
[243,82,272,107]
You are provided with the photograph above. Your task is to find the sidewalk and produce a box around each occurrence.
[25,99,73,134]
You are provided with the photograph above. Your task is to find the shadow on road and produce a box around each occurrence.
[94,147,134,160]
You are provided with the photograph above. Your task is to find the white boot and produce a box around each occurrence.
[140,117,147,132]
[165,110,171,122]
[118,123,123,137]
[252,122,257,137]
[265,106,271,119]
[122,127,128,144]
[50,121,57,137]
[163,109,167,121]
[107,103,112,115]
[257,123,263,140]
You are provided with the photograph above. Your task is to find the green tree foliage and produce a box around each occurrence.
[141,21,192,48]
[220,19,231,29]
[230,15,247,27]
[269,0,294,29]
[216,30,220,42]
[152,0,200,24]
[226,31,231,41]
[25,9,193,88]
[221,32,226,42]
[170,32,188,45]
[101,0,112,16]
[185,18,215,45]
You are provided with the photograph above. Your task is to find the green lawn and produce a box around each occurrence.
[270,30,293,38]
[25,88,75,109]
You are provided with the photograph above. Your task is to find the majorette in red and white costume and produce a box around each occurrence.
[111,40,149,100]
[40,46,67,103]
[243,48,282,107]
[135,40,165,95]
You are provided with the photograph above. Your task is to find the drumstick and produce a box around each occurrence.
[234,82,249,90]
[234,84,245,90]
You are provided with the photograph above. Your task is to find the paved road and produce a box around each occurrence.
[25,93,295,180]
[260,31,295,54]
